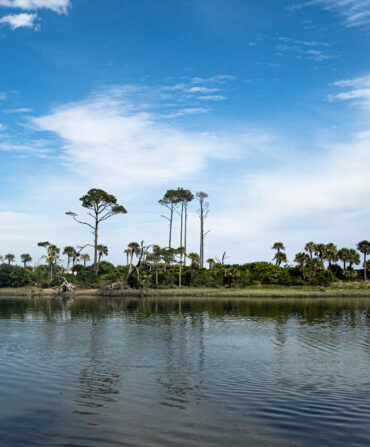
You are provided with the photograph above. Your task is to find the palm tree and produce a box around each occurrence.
[357,241,370,280]
[20,253,32,268]
[5,254,15,265]
[124,248,131,265]
[324,243,338,267]
[347,249,361,270]
[338,248,350,270]
[0,255,3,264]
[206,258,215,269]
[71,249,80,270]
[46,245,60,281]
[160,247,176,273]
[147,246,162,286]
[274,251,287,266]
[97,245,108,265]
[127,242,140,274]
[304,242,315,259]
[305,258,324,282]
[314,243,326,261]
[272,242,285,253]
[294,252,309,279]
[80,253,90,267]
[63,246,75,274]
[188,252,200,284]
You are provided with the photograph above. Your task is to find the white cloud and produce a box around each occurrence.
[332,75,370,107]
[288,0,370,28]
[0,12,39,29]
[31,91,253,188]
[0,0,70,14]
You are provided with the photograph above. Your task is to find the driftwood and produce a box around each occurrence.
[52,276,77,296]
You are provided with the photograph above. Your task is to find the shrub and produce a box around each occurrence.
[0,264,30,288]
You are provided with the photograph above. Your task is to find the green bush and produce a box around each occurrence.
[0,264,30,288]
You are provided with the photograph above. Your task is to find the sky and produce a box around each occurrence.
[0,0,369,266]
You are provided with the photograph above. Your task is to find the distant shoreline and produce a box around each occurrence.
[1,285,370,299]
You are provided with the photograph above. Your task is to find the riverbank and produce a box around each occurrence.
[1,284,370,298]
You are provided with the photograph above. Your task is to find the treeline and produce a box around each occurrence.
[0,241,369,289]
[0,188,369,289]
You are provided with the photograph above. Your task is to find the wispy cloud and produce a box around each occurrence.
[332,75,370,106]
[276,37,332,61]
[0,0,70,14]
[30,87,253,188]
[0,12,39,29]
[161,75,234,103]
[166,107,209,118]
[198,95,226,101]
[185,86,220,94]
[4,107,33,113]
[288,0,370,28]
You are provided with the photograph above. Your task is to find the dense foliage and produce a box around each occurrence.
[0,258,366,289]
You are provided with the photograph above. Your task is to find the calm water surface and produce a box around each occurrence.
[0,296,369,446]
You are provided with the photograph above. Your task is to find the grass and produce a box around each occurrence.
[99,285,370,298]
[0,284,370,299]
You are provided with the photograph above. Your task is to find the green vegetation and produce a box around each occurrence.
[0,188,369,293]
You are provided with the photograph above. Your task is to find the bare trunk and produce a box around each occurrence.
[169,208,173,249]
[179,202,184,288]
[364,254,367,280]
[184,204,188,266]
[67,256,71,274]
[155,269,159,286]
[94,219,98,272]
[129,253,134,274]
[200,205,204,267]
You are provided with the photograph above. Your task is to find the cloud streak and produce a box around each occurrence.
[288,0,370,28]
[0,0,70,14]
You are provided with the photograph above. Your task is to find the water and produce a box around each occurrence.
[0,296,369,446]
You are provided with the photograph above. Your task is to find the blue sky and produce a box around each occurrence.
[0,0,369,265]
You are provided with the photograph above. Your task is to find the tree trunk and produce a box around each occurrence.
[94,219,98,271]
[184,204,187,266]
[169,207,173,249]
[155,269,158,287]
[129,253,134,274]
[364,254,367,280]
[179,262,182,288]
[199,202,204,268]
